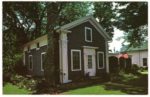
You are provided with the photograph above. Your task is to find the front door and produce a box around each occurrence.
[84,48,96,76]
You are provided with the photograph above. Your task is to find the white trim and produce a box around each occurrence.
[41,52,46,71]
[71,49,82,71]
[83,48,96,76]
[105,41,109,73]
[97,51,105,69]
[61,15,92,29]
[85,27,92,42]
[28,55,33,70]
[59,31,71,83]
[23,35,48,51]
[60,15,111,40]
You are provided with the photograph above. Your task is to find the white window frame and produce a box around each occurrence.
[85,27,92,42]
[97,51,104,69]
[41,52,46,71]
[28,55,33,70]
[71,49,82,71]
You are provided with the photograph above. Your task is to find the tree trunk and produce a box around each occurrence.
[43,3,60,87]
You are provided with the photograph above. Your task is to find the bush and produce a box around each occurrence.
[110,70,139,83]
[11,74,37,91]
[3,53,25,83]
[14,60,28,76]
[3,71,12,83]
[131,64,140,74]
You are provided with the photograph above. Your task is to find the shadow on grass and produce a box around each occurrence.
[33,78,107,94]
[33,74,148,94]
[103,74,148,94]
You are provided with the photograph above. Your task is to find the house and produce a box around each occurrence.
[108,42,148,68]
[23,16,111,84]
[124,43,148,67]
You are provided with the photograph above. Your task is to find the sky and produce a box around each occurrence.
[108,27,125,53]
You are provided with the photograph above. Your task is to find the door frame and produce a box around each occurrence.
[83,46,98,76]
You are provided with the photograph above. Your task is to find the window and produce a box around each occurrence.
[27,46,30,52]
[97,52,104,69]
[88,55,92,69]
[85,27,92,42]
[37,42,40,48]
[28,55,33,70]
[71,50,81,71]
[143,58,147,66]
[41,52,46,71]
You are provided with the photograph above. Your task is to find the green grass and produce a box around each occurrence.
[63,84,126,95]
[63,71,148,95]
[3,83,31,94]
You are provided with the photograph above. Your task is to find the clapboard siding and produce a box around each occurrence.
[25,45,47,76]
[67,21,106,80]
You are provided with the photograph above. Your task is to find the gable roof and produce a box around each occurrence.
[121,42,148,52]
[127,42,148,52]
[60,15,111,40]
[23,15,111,48]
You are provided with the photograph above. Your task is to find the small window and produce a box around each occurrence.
[41,52,46,71]
[28,55,33,70]
[27,46,30,52]
[88,55,92,69]
[85,27,92,42]
[97,52,104,69]
[37,42,40,48]
[71,50,81,71]
[143,58,147,66]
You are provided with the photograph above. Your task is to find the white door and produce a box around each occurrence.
[84,48,96,76]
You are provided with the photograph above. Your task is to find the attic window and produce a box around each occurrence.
[27,46,30,52]
[85,27,92,42]
[37,42,40,48]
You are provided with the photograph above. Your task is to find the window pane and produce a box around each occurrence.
[86,29,91,41]
[37,43,40,48]
[143,58,147,66]
[73,51,80,70]
[98,53,104,68]
[88,55,92,69]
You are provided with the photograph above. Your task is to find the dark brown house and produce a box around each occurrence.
[23,16,111,84]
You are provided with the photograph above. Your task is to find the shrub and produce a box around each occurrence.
[11,74,37,91]
[131,64,140,74]
[14,60,28,76]
[3,53,25,83]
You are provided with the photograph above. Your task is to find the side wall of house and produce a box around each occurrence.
[24,34,60,77]
[24,45,47,76]
[128,50,148,67]
[67,21,106,80]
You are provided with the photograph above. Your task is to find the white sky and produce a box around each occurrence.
[108,27,125,52]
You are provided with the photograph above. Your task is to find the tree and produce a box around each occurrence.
[43,2,90,86]
[114,2,148,47]
[93,2,116,37]
[3,2,90,85]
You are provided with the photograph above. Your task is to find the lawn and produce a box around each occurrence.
[63,84,126,95]
[3,83,31,94]
[3,70,148,95]
[63,71,148,95]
